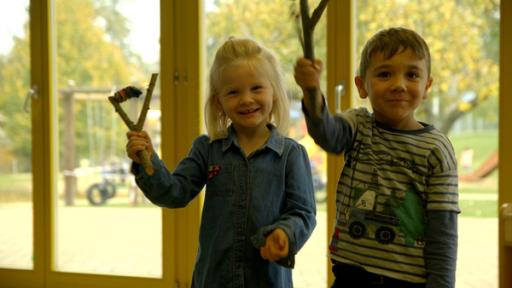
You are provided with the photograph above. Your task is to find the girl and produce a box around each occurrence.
[126,37,316,288]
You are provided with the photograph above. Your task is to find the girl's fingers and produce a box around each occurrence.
[126,137,150,163]
[260,241,278,261]
[125,131,153,163]
[261,247,277,262]
[260,245,270,260]
[259,232,288,262]
[127,130,149,139]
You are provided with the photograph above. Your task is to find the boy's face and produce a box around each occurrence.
[355,48,432,130]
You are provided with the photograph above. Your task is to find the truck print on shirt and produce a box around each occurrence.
[337,184,425,248]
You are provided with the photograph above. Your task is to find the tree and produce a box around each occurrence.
[356,0,499,134]
[0,0,499,172]
[0,0,148,172]
[205,0,327,98]
[0,23,32,172]
[206,0,499,135]
[55,0,147,167]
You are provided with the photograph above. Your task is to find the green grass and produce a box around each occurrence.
[449,130,498,171]
[459,180,498,194]
[459,200,498,218]
[451,131,498,217]
[0,172,133,202]
[0,173,32,201]
[1,131,500,216]
[0,173,32,190]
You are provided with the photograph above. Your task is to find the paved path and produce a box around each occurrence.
[0,203,499,287]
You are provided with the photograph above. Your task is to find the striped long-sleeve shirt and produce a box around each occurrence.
[304,105,459,287]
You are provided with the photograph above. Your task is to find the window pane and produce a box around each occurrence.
[203,1,327,286]
[354,1,499,287]
[0,0,33,270]
[53,0,162,277]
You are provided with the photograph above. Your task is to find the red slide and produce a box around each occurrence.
[459,151,498,182]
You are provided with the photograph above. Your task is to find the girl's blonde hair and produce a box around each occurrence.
[205,37,290,140]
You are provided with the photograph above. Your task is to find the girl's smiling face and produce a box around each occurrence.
[216,63,274,134]
[355,48,433,130]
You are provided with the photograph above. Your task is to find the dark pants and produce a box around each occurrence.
[331,262,426,288]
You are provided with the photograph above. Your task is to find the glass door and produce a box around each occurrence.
[52,0,162,278]
[0,1,197,287]
[352,1,500,287]
[0,0,33,271]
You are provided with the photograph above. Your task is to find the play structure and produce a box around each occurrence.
[459,151,498,182]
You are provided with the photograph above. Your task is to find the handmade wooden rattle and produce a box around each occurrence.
[108,73,158,175]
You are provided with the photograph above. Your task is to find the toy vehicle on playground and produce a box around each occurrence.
[86,162,128,206]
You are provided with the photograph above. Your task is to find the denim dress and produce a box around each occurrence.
[132,125,316,288]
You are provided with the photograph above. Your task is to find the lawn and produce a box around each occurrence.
[0,171,131,203]
[449,130,499,217]
[459,200,498,218]
[449,130,498,173]
[0,131,500,216]
[0,173,32,202]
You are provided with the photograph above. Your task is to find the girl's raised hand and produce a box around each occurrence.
[126,131,154,164]
[260,228,289,262]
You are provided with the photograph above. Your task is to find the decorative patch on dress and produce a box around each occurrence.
[208,165,221,180]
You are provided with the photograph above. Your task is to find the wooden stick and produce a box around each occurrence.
[108,98,137,130]
[109,73,159,175]
[135,73,159,131]
[299,0,328,108]
[300,0,315,60]
[299,0,328,61]
[310,0,328,29]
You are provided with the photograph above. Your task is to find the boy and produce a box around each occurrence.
[294,27,459,288]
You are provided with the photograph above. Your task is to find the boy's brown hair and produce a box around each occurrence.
[358,27,431,79]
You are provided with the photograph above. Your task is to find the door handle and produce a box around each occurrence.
[501,203,512,246]
[23,85,39,113]
[335,80,345,114]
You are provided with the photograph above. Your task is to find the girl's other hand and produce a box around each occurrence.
[126,131,154,164]
[260,228,289,262]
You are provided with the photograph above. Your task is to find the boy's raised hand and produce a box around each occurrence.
[294,57,323,92]
[260,228,289,262]
[294,58,324,119]
[126,131,154,164]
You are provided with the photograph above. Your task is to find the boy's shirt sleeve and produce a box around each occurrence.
[424,139,459,288]
[302,97,354,154]
[425,210,458,288]
[250,142,317,268]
